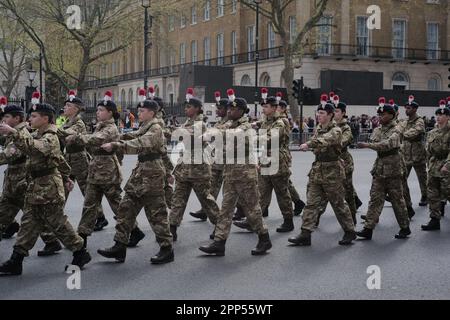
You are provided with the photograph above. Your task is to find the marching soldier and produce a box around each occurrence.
[97,99,174,264]
[169,88,219,241]
[421,102,450,231]
[400,96,428,206]
[0,103,91,275]
[199,94,272,256]
[356,102,411,240]
[288,102,356,247]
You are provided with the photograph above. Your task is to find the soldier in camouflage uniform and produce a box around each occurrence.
[199,95,272,256]
[400,97,428,206]
[421,103,450,231]
[288,102,356,247]
[315,100,357,226]
[0,103,91,276]
[97,99,174,264]
[169,89,219,241]
[356,103,411,240]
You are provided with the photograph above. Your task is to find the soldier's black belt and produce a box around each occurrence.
[138,153,161,162]
[315,154,339,162]
[30,168,57,179]
[92,150,116,156]
[66,145,86,154]
[9,156,26,166]
[406,135,424,142]
[377,149,399,158]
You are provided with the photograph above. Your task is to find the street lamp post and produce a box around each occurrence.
[25,66,37,113]
[142,0,151,91]
[254,0,262,118]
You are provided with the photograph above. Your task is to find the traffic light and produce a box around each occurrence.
[292,77,304,102]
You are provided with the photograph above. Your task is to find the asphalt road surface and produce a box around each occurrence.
[1,149,449,300]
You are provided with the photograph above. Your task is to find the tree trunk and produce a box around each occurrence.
[281,40,298,120]
[77,48,91,99]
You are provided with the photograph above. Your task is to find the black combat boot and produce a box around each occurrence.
[276,218,294,233]
[251,233,272,255]
[127,227,145,248]
[79,233,88,249]
[69,248,91,270]
[294,200,305,216]
[419,196,428,207]
[339,231,357,246]
[233,219,252,231]
[150,246,174,264]
[407,206,416,220]
[441,202,446,217]
[421,218,440,231]
[170,225,177,242]
[37,241,62,257]
[262,207,269,218]
[395,227,411,239]
[0,251,24,276]
[199,240,226,256]
[355,196,363,211]
[97,242,127,262]
[93,215,109,232]
[232,206,245,221]
[288,230,311,246]
[356,228,373,240]
[209,227,216,240]
[2,222,20,239]
[189,210,207,221]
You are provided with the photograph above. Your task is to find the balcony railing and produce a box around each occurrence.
[85,43,450,89]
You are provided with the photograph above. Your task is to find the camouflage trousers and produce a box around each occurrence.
[164,177,173,209]
[317,170,357,221]
[301,181,355,233]
[288,178,302,203]
[259,174,293,219]
[364,176,410,230]
[211,168,224,199]
[114,192,173,247]
[406,162,428,199]
[13,202,84,256]
[427,176,450,220]
[77,183,123,236]
[214,178,268,241]
[0,194,56,245]
[169,179,219,227]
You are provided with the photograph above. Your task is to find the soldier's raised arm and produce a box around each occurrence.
[112,126,163,155]
[403,117,425,141]
[367,130,401,152]
[306,127,342,149]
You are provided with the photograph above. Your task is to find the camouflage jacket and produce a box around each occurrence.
[305,121,345,184]
[399,114,427,165]
[0,122,28,198]
[279,112,293,168]
[210,117,231,172]
[114,118,166,198]
[73,118,122,185]
[11,124,66,205]
[368,119,403,178]
[259,113,291,176]
[336,118,354,174]
[174,114,211,181]
[426,123,450,178]
[223,116,258,181]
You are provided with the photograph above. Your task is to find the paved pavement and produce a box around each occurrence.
[1,149,450,300]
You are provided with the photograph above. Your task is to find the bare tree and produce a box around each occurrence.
[240,0,329,118]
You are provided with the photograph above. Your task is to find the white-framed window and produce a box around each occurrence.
[289,16,297,44]
[231,0,237,13]
[241,74,252,86]
[217,0,224,17]
[217,33,224,65]
[191,40,198,63]
[247,25,256,61]
[392,72,409,90]
[356,16,370,56]
[204,37,211,64]
[180,14,186,28]
[260,72,271,87]
[268,23,276,58]
[231,31,237,63]
[204,0,211,21]
[317,16,332,56]
[169,52,176,72]
[428,77,441,90]
[168,15,175,32]
[191,6,197,25]
[427,22,439,60]
[180,43,186,64]
[392,19,407,59]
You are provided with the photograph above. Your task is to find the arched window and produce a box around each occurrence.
[120,89,126,108]
[392,72,409,91]
[128,89,133,108]
[428,74,441,91]
[241,74,252,86]
[260,72,271,87]
[154,85,160,97]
